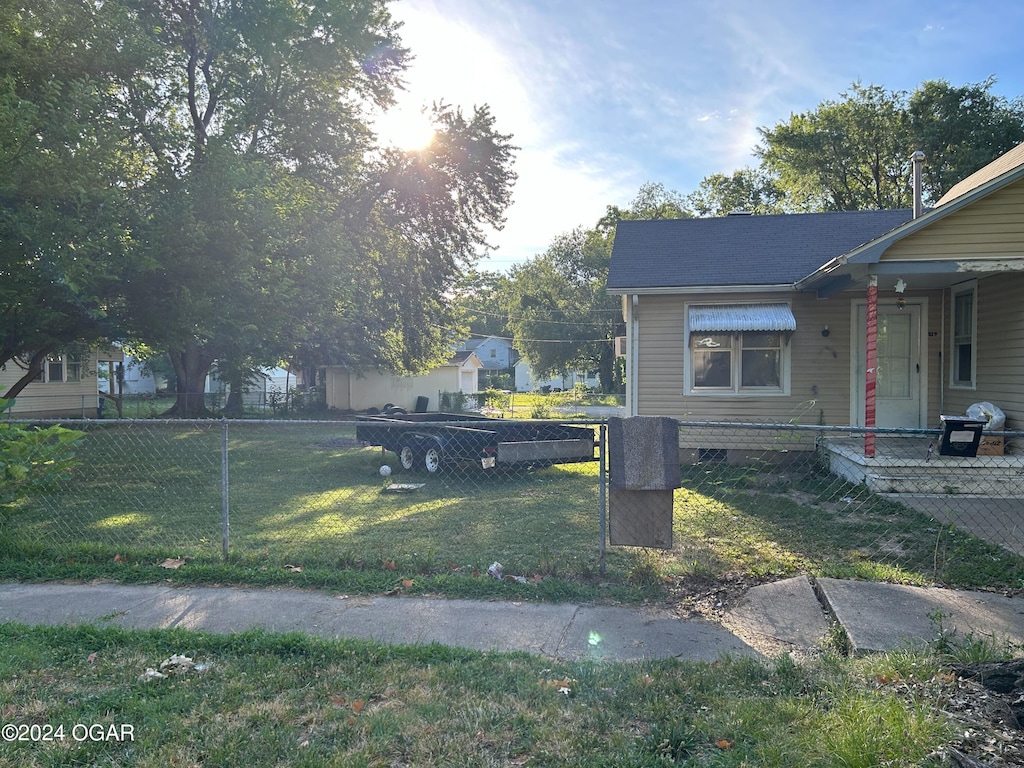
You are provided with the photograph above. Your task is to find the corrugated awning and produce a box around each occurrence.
[688,304,796,333]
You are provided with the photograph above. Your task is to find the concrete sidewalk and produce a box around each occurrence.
[2,578,1023,661]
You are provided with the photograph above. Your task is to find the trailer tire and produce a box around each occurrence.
[398,444,417,472]
[423,444,443,474]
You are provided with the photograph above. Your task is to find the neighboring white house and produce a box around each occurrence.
[514,363,600,392]
[207,365,297,406]
[99,354,161,396]
[323,351,482,413]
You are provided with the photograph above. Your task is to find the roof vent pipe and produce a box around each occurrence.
[912,150,925,218]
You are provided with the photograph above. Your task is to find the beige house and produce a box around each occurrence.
[608,143,1024,445]
[324,351,482,413]
[1,347,124,418]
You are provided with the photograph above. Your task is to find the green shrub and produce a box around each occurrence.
[0,398,86,505]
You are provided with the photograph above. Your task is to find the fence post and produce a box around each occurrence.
[221,419,230,559]
[599,422,607,576]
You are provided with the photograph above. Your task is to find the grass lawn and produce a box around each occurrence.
[2,420,1023,599]
[1,622,1003,768]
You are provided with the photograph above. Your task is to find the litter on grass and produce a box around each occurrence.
[486,561,535,586]
[382,483,426,493]
[138,654,213,683]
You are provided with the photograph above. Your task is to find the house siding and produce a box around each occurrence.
[941,274,1024,429]
[635,288,953,447]
[325,365,480,413]
[1,350,108,418]
[636,292,859,447]
[881,180,1024,260]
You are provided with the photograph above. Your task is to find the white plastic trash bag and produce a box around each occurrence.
[966,402,1005,430]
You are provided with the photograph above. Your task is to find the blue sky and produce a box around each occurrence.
[379,0,1024,271]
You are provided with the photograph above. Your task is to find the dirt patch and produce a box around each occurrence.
[664,572,770,622]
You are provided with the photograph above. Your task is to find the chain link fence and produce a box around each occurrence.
[3,417,1023,590]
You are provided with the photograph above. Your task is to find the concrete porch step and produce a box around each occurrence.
[865,470,1023,496]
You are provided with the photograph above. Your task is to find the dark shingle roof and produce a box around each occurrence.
[607,209,915,291]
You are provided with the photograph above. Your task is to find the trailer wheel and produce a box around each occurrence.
[423,444,442,474]
[398,444,417,471]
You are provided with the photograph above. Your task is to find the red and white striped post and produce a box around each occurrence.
[864,275,878,458]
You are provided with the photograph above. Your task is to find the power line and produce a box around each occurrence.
[436,326,615,344]
[458,305,623,326]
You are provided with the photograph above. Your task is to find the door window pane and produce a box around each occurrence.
[877,315,911,398]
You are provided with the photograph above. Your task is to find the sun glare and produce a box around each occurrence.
[374,104,436,151]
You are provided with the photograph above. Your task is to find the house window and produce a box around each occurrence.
[31,352,83,383]
[951,283,976,388]
[66,353,82,382]
[687,303,793,395]
[47,355,64,383]
[692,332,784,392]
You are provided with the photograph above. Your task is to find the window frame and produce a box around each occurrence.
[685,304,792,397]
[949,280,977,389]
[46,354,65,383]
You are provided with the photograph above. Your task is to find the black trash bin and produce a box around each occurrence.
[938,415,985,457]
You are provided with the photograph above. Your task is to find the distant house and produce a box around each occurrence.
[514,363,600,392]
[323,351,482,413]
[1,347,124,418]
[459,336,516,388]
[608,143,1024,441]
[458,336,601,392]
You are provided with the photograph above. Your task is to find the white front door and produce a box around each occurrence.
[852,301,926,428]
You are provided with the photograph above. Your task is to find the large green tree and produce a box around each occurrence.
[503,184,689,393]
[755,79,1024,213]
[908,78,1024,202]
[451,269,513,342]
[104,0,406,416]
[685,167,784,217]
[95,1,515,416]
[503,228,617,389]
[0,2,130,397]
[757,82,913,211]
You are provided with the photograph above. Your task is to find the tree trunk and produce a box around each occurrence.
[223,387,244,416]
[167,345,216,417]
[1,348,53,400]
[222,368,248,417]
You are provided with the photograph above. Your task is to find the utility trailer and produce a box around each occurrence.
[355,412,596,474]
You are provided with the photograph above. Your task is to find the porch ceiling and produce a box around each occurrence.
[805,260,1024,298]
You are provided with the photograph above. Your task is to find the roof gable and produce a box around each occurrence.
[934,141,1024,206]
[608,210,913,292]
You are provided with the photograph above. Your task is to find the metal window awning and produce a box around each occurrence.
[688,304,796,333]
